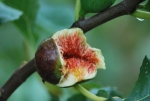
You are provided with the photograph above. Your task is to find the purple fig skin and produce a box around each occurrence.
[35,38,61,84]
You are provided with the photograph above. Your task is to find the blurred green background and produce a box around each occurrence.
[0,0,150,101]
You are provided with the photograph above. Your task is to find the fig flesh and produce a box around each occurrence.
[35,28,105,87]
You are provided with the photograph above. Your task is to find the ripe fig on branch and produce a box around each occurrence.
[35,28,105,87]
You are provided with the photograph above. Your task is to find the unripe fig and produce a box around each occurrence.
[35,28,105,87]
[79,0,116,18]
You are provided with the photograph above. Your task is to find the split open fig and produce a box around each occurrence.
[35,28,105,87]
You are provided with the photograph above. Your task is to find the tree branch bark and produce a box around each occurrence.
[0,59,36,101]
[0,0,144,101]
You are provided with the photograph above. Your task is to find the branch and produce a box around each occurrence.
[0,0,144,100]
[71,0,144,32]
[0,59,36,101]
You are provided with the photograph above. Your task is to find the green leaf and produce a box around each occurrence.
[3,0,39,59]
[125,56,150,101]
[67,93,87,101]
[145,0,150,11]
[0,2,22,24]
[3,0,39,44]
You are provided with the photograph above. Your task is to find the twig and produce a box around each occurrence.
[71,0,144,32]
[0,0,144,100]
[0,59,36,101]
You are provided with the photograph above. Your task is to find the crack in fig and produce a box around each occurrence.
[53,30,100,81]
[55,31,99,67]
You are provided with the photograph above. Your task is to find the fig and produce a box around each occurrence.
[79,0,116,18]
[35,28,105,87]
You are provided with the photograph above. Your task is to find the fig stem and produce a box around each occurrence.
[74,0,81,21]
[74,84,107,101]
[131,9,150,19]
[23,40,35,60]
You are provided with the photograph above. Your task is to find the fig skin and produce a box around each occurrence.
[79,0,116,18]
[35,38,62,84]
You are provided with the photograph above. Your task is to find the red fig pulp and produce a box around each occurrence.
[35,28,105,87]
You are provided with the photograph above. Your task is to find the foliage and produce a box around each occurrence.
[3,0,39,60]
[0,0,150,101]
[125,56,150,101]
[0,2,22,24]
[4,0,39,41]
[145,0,150,11]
